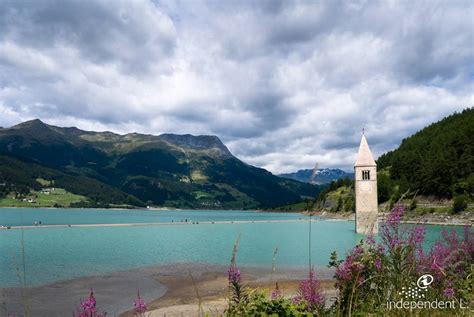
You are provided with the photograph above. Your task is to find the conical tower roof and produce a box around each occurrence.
[355,134,376,167]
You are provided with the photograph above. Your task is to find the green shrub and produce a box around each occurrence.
[453,195,468,213]
[344,197,353,212]
[336,197,343,212]
[377,172,392,203]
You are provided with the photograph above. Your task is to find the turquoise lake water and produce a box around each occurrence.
[0,208,463,288]
[0,208,302,226]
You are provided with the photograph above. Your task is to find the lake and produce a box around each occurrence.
[0,208,462,288]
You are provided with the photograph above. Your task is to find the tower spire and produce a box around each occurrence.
[355,134,376,167]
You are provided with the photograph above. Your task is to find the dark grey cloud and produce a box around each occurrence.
[0,0,472,173]
[0,0,176,74]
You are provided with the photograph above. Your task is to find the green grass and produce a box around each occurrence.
[0,188,87,207]
[271,201,307,212]
[193,191,212,199]
[35,177,52,186]
[190,170,208,182]
[326,186,352,201]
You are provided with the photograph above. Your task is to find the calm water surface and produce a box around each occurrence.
[0,208,463,287]
[0,208,302,226]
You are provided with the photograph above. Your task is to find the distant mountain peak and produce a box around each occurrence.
[159,133,233,157]
[278,168,354,184]
[11,118,49,130]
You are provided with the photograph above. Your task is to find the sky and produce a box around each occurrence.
[0,0,472,173]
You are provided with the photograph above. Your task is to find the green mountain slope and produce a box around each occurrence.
[377,108,474,198]
[0,119,322,208]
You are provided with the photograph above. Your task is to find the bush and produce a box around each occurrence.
[226,263,311,316]
[344,197,353,212]
[224,205,473,316]
[336,197,343,212]
[330,205,473,315]
[467,174,474,197]
[409,199,417,211]
[453,195,468,213]
[377,172,392,203]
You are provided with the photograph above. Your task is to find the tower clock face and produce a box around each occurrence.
[359,181,372,192]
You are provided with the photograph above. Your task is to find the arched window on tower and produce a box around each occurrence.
[362,170,370,180]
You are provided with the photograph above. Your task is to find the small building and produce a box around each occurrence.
[354,133,378,234]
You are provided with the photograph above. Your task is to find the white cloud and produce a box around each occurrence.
[0,0,472,173]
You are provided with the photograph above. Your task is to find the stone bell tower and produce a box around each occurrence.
[354,132,378,234]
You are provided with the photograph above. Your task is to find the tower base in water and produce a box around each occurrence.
[355,211,378,235]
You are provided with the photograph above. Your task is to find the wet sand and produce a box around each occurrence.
[1,263,335,317]
[123,268,337,317]
[1,266,167,317]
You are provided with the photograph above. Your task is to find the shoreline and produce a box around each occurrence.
[1,263,335,317]
[2,215,471,230]
[0,218,307,230]
[311,210,473,227]
[122,269,336,317]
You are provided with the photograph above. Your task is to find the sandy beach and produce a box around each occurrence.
[120,265,336,317]
[128,274,337,317]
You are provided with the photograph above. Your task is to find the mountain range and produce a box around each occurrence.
[0,119,322,209]
[278,168,354,184]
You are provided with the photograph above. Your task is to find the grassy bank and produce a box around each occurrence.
[0,188,87,208]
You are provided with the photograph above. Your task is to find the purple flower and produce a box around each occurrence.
[134,290,147,315]
[386,205,404,226]
[409,225,426,246]
[353,245,364,256]
[270,282,281,300]
[335,256,353,282]
[293,270,325,312]
[227,263,245,305]
[81,290,97,312]
[365,235,376,245]
[443,288,455,298]
[374,258,382,270]
[73,289,106,317]
[228,264,241,285]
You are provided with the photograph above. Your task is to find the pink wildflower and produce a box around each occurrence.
[228,264,241,285]
[293,270,325,312]
[374,258,382,270]
[443,288,455,298]
[270,282,281,300]
[134,290,147,315]
[73,289,106,317]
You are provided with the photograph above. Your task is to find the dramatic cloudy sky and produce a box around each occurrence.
[0,0,472,173]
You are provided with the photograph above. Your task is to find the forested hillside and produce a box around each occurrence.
[308,109,474,215]
[377,108,474,198]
